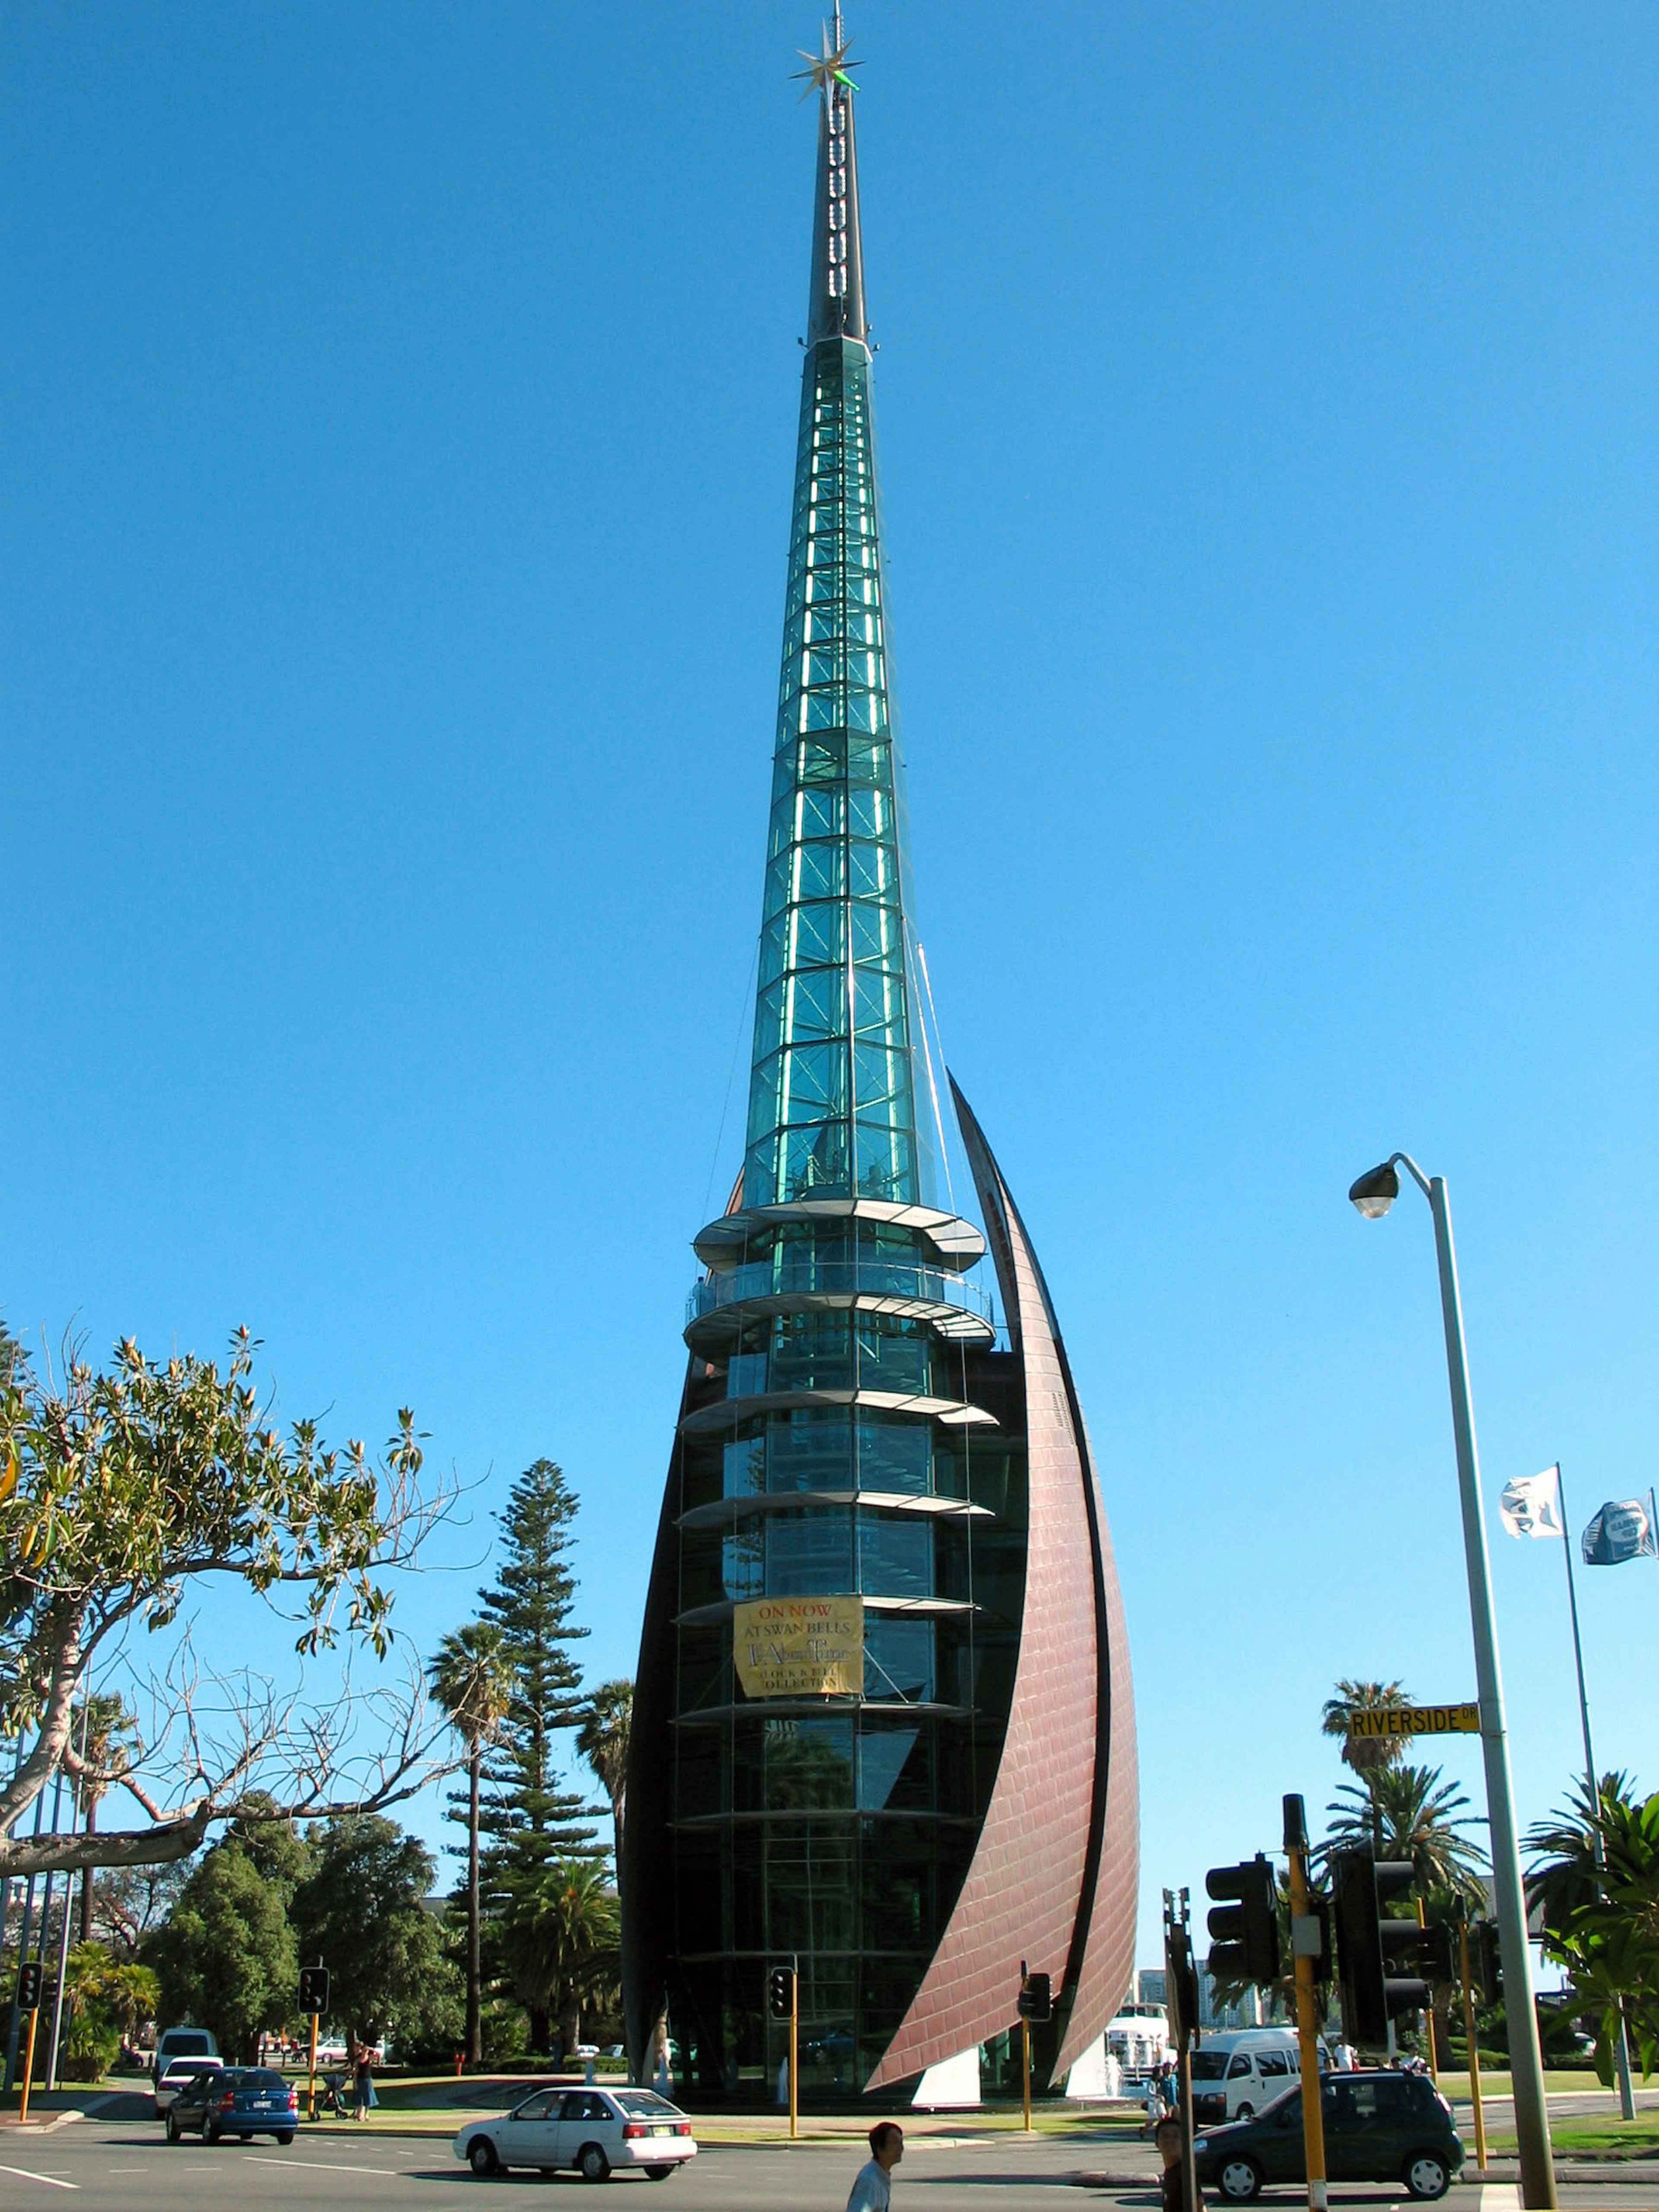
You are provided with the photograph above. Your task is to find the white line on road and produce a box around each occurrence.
[247,2155,401,2177]
[0,2163,79,2190]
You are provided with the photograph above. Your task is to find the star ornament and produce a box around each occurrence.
[791,25,860,103]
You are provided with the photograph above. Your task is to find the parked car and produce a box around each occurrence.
[452,2085,698,2183]
[152,2025,219,2083]
[1190,2029,1325,2123]
[1193,2070,1464,2202]
[153,2056,226,2114]
[164,2065,300,2145]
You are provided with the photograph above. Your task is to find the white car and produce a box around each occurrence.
[453,2086,697,2183]
[153,2056,225,2114]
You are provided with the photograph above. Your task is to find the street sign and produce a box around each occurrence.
[1347,1703,1478,1741]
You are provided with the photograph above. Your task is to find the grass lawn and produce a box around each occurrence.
[1487,2117,1659,2162]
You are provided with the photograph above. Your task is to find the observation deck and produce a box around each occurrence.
[693,1197,985,1273]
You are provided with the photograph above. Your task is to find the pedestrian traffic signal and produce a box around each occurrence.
[1017,1971,1052,2023]
[298,1965,331,2015]
[767,1966,795,2020]
[16,1959,43,2012]
[1332,1853,1450,2047]
[1469,1918,1501,2004]
[1206,1854,1281,1987]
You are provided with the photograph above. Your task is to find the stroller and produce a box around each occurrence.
[313,2070,351,2118]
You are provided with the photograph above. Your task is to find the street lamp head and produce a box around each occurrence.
[1349,1161,1400,1219]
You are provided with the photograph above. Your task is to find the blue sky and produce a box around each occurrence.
[3,2,1655,1967]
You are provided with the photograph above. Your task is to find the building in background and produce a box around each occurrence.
[622,17,1138,2104]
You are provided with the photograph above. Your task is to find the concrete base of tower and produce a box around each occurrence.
[910,2047,982,2109]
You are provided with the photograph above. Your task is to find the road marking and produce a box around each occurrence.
[247,2154,400,2177]
[0,2164,79,2191]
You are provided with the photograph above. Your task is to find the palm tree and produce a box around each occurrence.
[575,1680,632,1883]
[510,1859,620,2058]
[73,1693,137,1943]
[1322,1678,1414,1784]
[1525,1770,1640,1948]
[429,1621,515,2065]
[1325,1761,1488,1898]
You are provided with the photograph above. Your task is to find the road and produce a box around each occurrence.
[0,2123,1654,2212]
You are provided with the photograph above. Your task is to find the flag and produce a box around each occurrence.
[1499,1468,1565,1539]
[1582,1498,1656,1567]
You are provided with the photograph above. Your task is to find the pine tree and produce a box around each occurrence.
[475,1459,604,2050]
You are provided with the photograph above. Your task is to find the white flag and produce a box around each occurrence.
[1499,1467,1565,1540]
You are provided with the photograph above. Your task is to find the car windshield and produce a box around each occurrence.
[165,2060,217,2080]
[166,2034,213,2054]
[1189,2053,1229,2081]
[612,2092,678,2117]
[242,2071,286,2091]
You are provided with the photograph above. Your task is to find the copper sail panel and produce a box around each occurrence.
[867,1085,1138,2088]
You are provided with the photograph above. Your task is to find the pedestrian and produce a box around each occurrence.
[353,2038,378,2122]
[1154,2112,1205,2210]
[1333,2040,1357,2073]
[845,2120,904,2211]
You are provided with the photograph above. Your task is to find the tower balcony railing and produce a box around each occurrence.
[685,1257,995,1336]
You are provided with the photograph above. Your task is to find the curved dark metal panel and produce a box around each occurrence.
[621,1376,692,2085]
[866,1083,1138,2089]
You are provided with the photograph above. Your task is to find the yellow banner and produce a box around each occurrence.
[1348,1703,1479,1739]
[733,1596,864,1698]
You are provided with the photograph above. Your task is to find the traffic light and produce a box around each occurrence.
[767,1965,795,2020]
[1017,1971,1052,2023]
[16,1959,42,2012]
[298,1965,331,2015]
[1332,1853,1451,2047]
[1206,1854,1281,1986]
[1165,1919,1200,2049]
[1469,1919,1501,2004]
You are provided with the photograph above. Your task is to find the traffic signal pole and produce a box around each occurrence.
[1458,1920,1487,2172]
[788,1953,798,2142]
[1283,1799,1328,2212]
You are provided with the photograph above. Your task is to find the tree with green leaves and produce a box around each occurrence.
[146,1834,304,2060]
[429,1621,514,2064]
[576,1679,632,1879]
[1325,1762,1488,1900]
[474,1460,602,2048]
[1528,1773,1657,2085]
[506,1858,620,2057]
[0,1324,453,1881]
[291,1814,462,2056]
[60,1942,158,2080]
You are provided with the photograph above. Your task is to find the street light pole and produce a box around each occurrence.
[1349,1154,1557,2211]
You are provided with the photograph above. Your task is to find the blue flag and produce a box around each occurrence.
[1581,1498,1656,1566]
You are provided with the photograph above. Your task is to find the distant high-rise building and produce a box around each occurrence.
[623,17,1138,2103]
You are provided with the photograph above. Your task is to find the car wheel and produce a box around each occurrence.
[166,2113,182,2143]
[1234,2103,1254,2120]
[578,2143,611,2183]
[1217,2156,1264,2204]
[644,2165,675,2181]
[276,2133,295,2146]
[468,2138,500,2177]
[1403,2151,1450,2201]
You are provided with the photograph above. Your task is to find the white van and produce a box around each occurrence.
[1189,2029,1324,2122]
[151,2025,219,2084]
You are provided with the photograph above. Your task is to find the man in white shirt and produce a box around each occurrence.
[845,2120,904,2210]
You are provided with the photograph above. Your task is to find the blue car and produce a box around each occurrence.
[165,2064,299,2145]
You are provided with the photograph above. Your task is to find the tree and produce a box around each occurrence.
[146,1836,303,2060]
[60,1942,159,2079]
[506,1859,620,2057]
[475,1460,602,2048]
[1528,1773,1657,2085]
[1324,1762,1488,1901]
[0,1324,454,1879]
[1322,1679,1415,1795]
[290,1814,462,2056]
[74,1693,137,1942]
[576,1679,632,1879]
[429,1621,514,2065]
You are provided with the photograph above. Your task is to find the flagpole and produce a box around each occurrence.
[1554,1462,1635,2120]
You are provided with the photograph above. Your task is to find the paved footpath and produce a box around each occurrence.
[0,2122,1656,2212]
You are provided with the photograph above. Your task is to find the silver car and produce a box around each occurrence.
[453,2085,697,2183]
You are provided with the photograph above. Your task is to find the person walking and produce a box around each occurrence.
[845,2120,904,2211]
[1154,2112,1205,2210]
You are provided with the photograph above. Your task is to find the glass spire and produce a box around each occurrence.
[743,33,936,1212]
